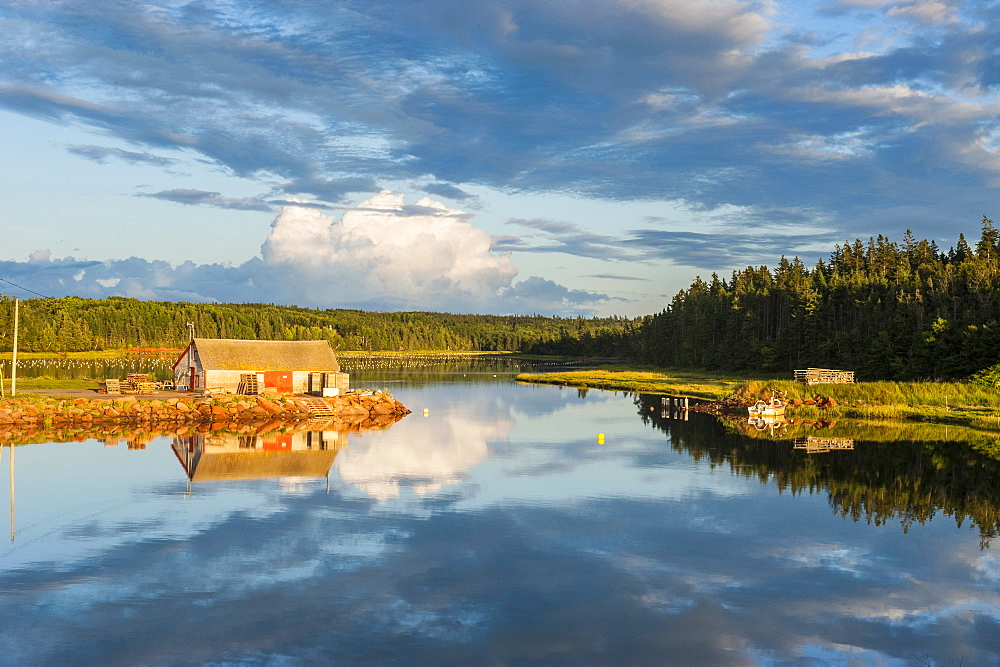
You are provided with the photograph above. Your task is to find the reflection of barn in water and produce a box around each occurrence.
[172,423,348,482]
[793,436,855,453]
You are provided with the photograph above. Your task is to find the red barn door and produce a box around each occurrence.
[263,370,293,393]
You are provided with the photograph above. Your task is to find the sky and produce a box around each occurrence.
[0,0,998,316]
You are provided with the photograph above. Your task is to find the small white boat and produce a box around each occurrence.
[748,391,786,417]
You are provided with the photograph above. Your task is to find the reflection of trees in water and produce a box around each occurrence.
[342,355,585,387]
[636,394,1000,548]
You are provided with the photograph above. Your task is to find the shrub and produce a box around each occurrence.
[969,364,1000,389]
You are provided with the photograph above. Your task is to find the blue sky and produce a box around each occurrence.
[1,0,998,316]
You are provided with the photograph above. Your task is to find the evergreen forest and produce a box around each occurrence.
[2,218,999,381]
[640,216,1000,380]
[0,296,640,357]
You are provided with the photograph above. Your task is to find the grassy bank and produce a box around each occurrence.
[516,366,1000,431]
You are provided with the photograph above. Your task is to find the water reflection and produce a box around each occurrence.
[335,410,507,501]
[173,426,347,483]
[638,393,1000,548]
[1,374,998,663]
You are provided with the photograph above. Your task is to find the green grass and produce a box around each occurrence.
[1,377,98,392]
[734,379,1000,422]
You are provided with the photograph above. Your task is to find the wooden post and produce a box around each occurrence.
[10,297,17,397]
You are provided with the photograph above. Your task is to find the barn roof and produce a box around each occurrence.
[190,338,340,372]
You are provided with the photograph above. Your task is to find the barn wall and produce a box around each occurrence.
[204,370,246,392]
[173,348,206,391]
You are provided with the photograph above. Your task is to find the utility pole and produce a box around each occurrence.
[10,297,18,397]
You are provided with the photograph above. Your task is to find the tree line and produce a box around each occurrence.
[0,296,640,355]
[638,217,1000,380]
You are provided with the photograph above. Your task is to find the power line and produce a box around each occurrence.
[0,277,51,299]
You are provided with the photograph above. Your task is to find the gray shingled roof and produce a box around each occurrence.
[192,338,340,372]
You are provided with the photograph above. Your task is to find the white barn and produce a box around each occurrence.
[173,338,349,395]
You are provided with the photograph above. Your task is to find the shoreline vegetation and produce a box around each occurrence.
[515,366,1000,434]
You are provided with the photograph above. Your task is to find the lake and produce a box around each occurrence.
[1,357,999,664]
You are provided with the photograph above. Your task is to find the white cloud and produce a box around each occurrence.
[260,191,518,310]
[0,192,610,315]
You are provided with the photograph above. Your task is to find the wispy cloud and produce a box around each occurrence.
[67,144,174,167]
[138,188,273,211]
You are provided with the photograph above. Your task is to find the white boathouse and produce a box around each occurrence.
[173,338,348,395]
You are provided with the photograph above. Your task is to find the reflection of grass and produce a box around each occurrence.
[515,368,748,400]
[730,417,1000,460]
[736,417,976,442]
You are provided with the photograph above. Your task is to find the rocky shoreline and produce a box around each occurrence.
[0,389,411,436]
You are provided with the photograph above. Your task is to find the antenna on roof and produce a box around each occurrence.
[186,322,195,341]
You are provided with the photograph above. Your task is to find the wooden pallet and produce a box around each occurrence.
[237,373,260,395]
[793,368,855,385]
[98,379,122,395]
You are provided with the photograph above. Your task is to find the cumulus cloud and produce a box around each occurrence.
[260,191,519,310]
[3,193,610,315]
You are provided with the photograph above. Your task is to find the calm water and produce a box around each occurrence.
[2,359,999,664]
